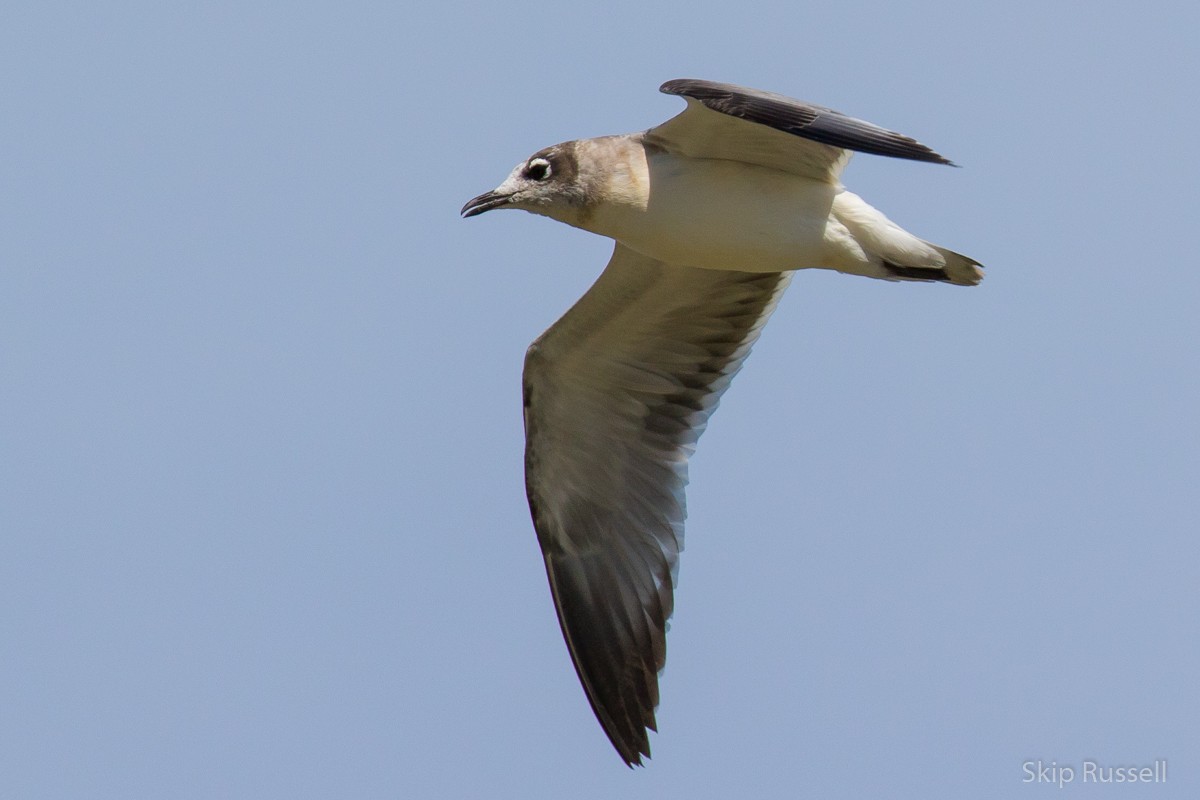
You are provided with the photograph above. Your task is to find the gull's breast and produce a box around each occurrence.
[588,150,841,272]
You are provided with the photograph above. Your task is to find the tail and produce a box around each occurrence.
[884,245,984,286]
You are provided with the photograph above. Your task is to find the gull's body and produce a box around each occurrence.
[462,79,982,766]
[556,136,969,280]
[586,140,840,270]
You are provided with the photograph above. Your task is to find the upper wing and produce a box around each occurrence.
[646,78,954,181]
[523,243,791,765]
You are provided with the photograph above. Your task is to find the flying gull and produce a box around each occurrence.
[461,78,982,766]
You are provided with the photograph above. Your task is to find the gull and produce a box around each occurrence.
[461,78,982,766]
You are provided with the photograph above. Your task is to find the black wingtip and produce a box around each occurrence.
[604,711,653,767]
[616,740,650,768]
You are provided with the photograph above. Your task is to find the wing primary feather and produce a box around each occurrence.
[659,78,956,166]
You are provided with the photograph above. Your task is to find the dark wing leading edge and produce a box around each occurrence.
[523,243,791,766]
[646,78,954,181]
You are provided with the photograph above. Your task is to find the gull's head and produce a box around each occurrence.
[461,142,593,225]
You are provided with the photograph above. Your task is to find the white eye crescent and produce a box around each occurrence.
[525,157,552,181]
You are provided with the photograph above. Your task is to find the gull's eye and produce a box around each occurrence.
[524,157,552,181]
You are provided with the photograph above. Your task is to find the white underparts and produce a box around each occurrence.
[577,144,945,278]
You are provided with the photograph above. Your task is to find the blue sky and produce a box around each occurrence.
[2,2,1197,798]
